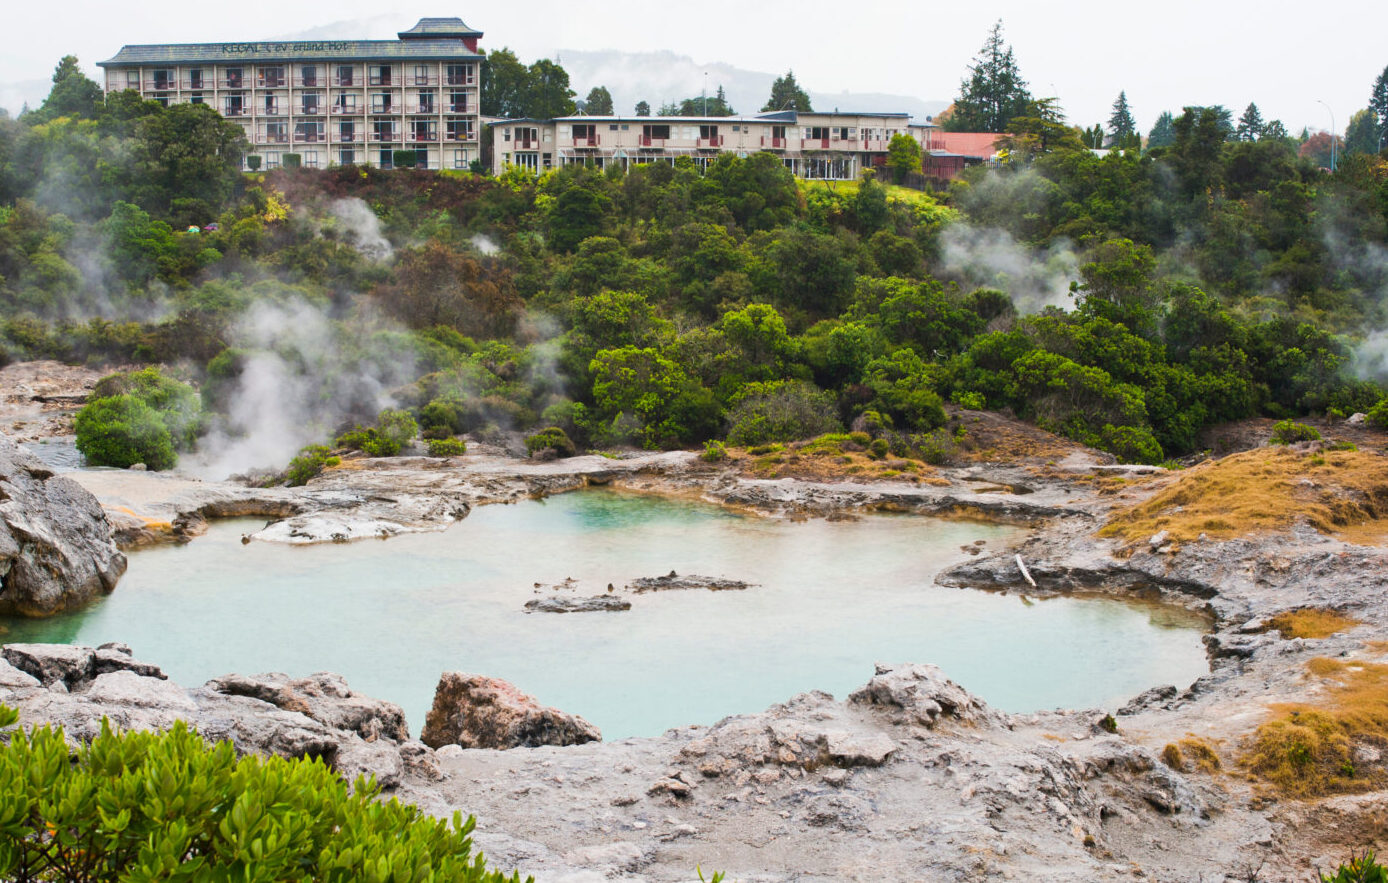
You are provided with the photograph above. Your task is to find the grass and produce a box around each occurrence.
[1263,608,1362,640]
[1100,447,1388,546]
[1162,737,1223,774]
[728,433,949,484]
[1244,657,1388,797]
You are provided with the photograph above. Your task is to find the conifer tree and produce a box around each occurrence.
[635,100,651,117]
[1372,64,1388,147]
[1106,91,1135,145]
[1235,102,1264,142]
[26,56,103,123]
[944,20,1032,133]
[1147,111,1176,149]
[583,86,614,115]
[762,70,813,112]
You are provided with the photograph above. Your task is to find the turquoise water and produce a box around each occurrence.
[0,490,1209,739]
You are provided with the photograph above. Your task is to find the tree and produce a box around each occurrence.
[1372,64,1388,146]
[1107,91,1136,146]
[583,85,613,115]
[1083,124,1105,149]
[481,48,530,117]
[944,20,1032,133]
[1344,109,1381,155]
[1147,111,1176,149]
[885,132,922,182]
[125,104,248,217]
[526,59,576,119]
[1235,102,1264,142]
[635,100,651,116]
[762,70,813,112]
[1298,131,1342,169]
[659,86,736,117]
[26,56,103,124]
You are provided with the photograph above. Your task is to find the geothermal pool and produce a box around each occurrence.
[0,490,1210,739]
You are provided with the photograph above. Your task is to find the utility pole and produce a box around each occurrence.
[703,72,708,115]
[1317,99,1336,171]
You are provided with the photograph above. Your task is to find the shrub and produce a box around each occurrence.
[1270,419,1322,445]
[1320,850,1388,883]
[281,153,302,168]
[868,438,890,460]
[90,366,202,449]
[393,150,418,169]
[285,444,340,487]
[726,381,841,446]
[428,437,467,457]
[952,390,986,410]
[245,155,262,171]
[525,426,576,458]
[0,707,525,883]
[700,440,727,462]
[377,408,419,450]
[420,398,465,435]
[1368,397,1388,430]
[74,395,176,470]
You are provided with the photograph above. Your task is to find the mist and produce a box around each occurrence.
[327,198,393,261]
[935,223,1080,314]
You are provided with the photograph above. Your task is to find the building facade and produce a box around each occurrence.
[491,111,939,180]
[97,18,484,171]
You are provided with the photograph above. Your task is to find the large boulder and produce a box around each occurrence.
[0,434,126,616]
[848,662,1000,727]
[420,673,601,750]
[204,672,409,742]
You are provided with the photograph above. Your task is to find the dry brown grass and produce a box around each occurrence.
[1264,608,1362,640]
[1162,737,1223,775]
[1100,447,1388,546]
[1244,657,1388,797]
[727,437,949,484]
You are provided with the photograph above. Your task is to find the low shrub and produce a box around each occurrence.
[725,381,841,447]
[284,444,340,486]
[0,706,526,882]
[525,426,576,458]
[74,395,176,470]
[700,440,727,462]
[1319,850,1388,883]
[868,438,890,460]
[428,437,467,457]
[1270,419,1322,445]
[337,409,419,457]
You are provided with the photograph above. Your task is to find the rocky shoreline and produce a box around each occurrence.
[4,429,1388,879]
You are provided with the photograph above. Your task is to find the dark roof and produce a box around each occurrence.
[100,38,481,67]
[398,17,482,39]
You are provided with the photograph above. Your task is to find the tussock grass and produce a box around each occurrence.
[1264,608,1362,640]
[1162,737,1222,774]
[1100,447,1388,545]
[1244,657,1388,797]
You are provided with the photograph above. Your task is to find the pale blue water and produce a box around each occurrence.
[0,490,1209,739]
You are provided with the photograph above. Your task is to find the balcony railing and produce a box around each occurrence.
[331,104,361,115]
[696,136,723,148]
[367,76,394,86]
[405,105,438,115]
[444,75,475,87]
[638,135,666,148]
[293,77,321,88]
[184,79,207,90]
[761,136,786,149]
[255,134,290,144]
[571,135,599,147]
[293,132,325,143]
[223,106,249,117]
[368,132,400,143]
[333,132,365,143]
[298,105,325,116]
[445,131,474,142]
[406,132,439,143]
[146,81,176,91]
[515,139,538,150]
[334,76,356,87]
[370,105,395,115]
[257,79,287,89]
[406,76,439,86]
[259,106,285,117]
[220,78,245,90]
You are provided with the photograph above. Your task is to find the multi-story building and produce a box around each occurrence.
[97,17,484,171]
[490,110,939,180]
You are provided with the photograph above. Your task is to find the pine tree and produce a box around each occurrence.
[635,100,650,117]
[762,70,813,112]
[944,20,1032,133]
[1235,102,1264,142]
[1106,91,1135,146]
[1147,111,1176,149]
[1372,64,1388,148]
[583,86,614,116]
[26,55,103,123]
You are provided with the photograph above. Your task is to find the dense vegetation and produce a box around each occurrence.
[0,705,525,882]
[2,53,1387,473]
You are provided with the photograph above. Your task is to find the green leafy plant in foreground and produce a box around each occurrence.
[0,706,526,883]
[1320,850,1388,883]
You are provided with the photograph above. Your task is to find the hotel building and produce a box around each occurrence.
[97,18,485,171]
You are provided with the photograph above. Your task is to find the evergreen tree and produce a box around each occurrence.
[1106,91,1135,146]
[1235,102,1264,142]
[1147,111,1176,149]
[762,70,813,112]
[481,48,530,117]
[26,56,103,124]
[1261,119,1290,141]
[583,86,614,115]
[660,87,735,117]
[1083,124,1105,149]
[635,100,651,117]
[1344,109,1380,155]
[526,59,576,119]
[1372,64,1388,147]
[944,20,1032,133]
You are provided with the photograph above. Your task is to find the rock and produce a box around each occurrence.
[192,690,341,762]
[1148,530,1170,550]
[94,648,166,680]
[84,670,197,712]
[97,641,132,655]
[564,841,652,873]
[647,776,692,798]
[849,662,996,727]
[337,739,404,789]
[824,730,897,767]
[204,672,409,742]
[0,657,41,689]
[2,643,96,689]
[420,672,601,750]
[524,596,632,613]
[1348,412,1368,425]
[0,434,127,616]
[627,572,753,593]
[398,740,444,781]
[1117,684,1179,716]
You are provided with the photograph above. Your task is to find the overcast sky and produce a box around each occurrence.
[2,0,1383,134]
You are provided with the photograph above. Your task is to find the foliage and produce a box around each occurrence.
[1106,92,1136,147]
[762,71,812,113]
[700,439,727,462]
[74,394,176,470]
[945,20,1032,133]
[659,86,735,117]
[582,86,614,115]
[1320,851,1388,883]
[0,709,525,883]
[336,409,418,457]
[284,444,340,486]
[25,56,103,124]
[1268,419,1321,444]
[726,380,841,446]
[885,134,922,182]
[428,437,467,457]
[482,49,575,119]
[525,426,576,458]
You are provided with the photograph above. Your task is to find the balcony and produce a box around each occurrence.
[146,81,176,92]
[255,134,290,144]
[184,79,207,90]
[331,105,361,115]
[257,80,287,90]
[406,132,439,143]
[696,136,723,149]
[761,136,786,149]
[406,76,439,86]
[445,131,475,142]
[638,135,665,148]
[515,139,538,150]
[444,76,475,87]
[334,76,356,87]
[220,78,245,90]
[368,132,400,143]
[370,106,396,115]
[333,132,365,143]
[367,76,394,87]
[405,105,438,115]
[259,106,286,117]
[297,105,325,117]
[223,106,249,117]
[571,135,599,147]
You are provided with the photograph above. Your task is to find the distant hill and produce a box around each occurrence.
[558,49,948,122]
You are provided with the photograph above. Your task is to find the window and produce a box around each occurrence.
[189,93,204,105]
[301,65,317,87]
[806,126,829,140]
[642,124,671,141]
[125,70,139,90]
[413,65,429,85]
[336,65,354,87]
[300,93,321,115]
[369,65,392,86]
[339,121,357,141]
[263,95,280,115]
[372,120,396,142]
[410,120,437,142]
[379,148,393,169]
[416,91,435,113]
[452,149,469,169]
[334,93,357,114]
[772,125,786,139]
[447,119,474,141]
[295,121,324,143]
[259,66,285,88]
[699,124,719,139]
[225,94,245,116]
[188,69,204,90]
[445,64,474,86]
[302,151,320,168]
[224,67,243,89]
[151,69,173,90]
[264,121,287,143]
[572,124,595,143]
[340,147,356,165]
[447,91,468,113]
[609,124,618,131]
[371,93,393,114]
[152,95,169,107]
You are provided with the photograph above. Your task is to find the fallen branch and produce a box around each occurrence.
[1015,554,1037,588]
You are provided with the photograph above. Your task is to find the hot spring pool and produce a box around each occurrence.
[0,489,1210,738]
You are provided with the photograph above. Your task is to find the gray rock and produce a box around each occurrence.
[204,671,408,742]
[337,738,404,789]
[849,662,997,727]
[420,672,601,749]
[191,690,341,762]
[524,595,632,613]
[94,648,166,680]
[3,643,96,689]
[1117,684,1179,716]
[0,657,41,689]
[84,670,196,712]
[627,572,753,593]
[0,434,126,616]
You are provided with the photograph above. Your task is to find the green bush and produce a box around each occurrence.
[74,395,176,470]
[90,366,202,449]
[1367,397,1388,430]
[245,155,262,171]
[700,440,727,462]
[725,381,841,447]
[1320,850,1388,883]
[338,409,419,457]
[281,153,302,169]
[420,398,465,435]
[393,150,418,169]
[525,426,576,458]
[428,437,467,457]
[0,706,525,883]
[285,444,340,487]
[1269,419,1322,445]
[868,438,890,460]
